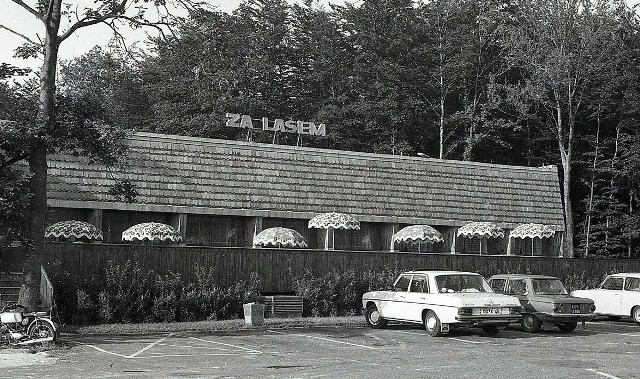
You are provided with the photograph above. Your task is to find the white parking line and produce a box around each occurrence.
[268,330,377,350]
[82,344,129,358]
[188,336,262,354]
[128,333,175,358]
[586,368,621,379]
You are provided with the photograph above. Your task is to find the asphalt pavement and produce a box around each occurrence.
[0,319,639,378]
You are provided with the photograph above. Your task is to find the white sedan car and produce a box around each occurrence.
[571,273,640,324]
[362,270,522,336]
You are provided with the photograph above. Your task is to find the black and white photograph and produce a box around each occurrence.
[1,0,640,377]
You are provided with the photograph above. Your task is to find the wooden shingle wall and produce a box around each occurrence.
[46,132,564,229]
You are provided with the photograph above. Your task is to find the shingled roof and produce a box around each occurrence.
[47,132,565,230]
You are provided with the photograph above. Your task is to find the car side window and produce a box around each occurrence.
[602,277,624,290]
[409,275,428,293]
[506,279,527,295]
[624,277,640,291]
[394,275,411,292]
[490,279,506,293]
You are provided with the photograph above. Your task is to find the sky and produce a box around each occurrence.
[0,0,352,74]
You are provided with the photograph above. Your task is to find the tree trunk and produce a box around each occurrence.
[584,108,601,257]
[19,1,61,310]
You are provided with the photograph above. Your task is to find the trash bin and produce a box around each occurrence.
[243,302,265,326]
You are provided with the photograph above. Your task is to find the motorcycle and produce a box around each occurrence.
[0,302,57,345]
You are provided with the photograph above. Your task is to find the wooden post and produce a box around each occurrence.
[88,209,103,243]
[245,216,263,247]
[169,213,187,246]
[382,223,398,252]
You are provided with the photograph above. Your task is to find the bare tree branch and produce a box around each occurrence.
[10,0,41,19]
[0,153,29,172]
[58,0,129,42]
[0,24,39,45]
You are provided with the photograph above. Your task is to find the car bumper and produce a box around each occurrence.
[537,313,595,323]
[455,315,521,325]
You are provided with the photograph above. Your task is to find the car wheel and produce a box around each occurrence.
[607,316,622,321]
[632,306,640,324]
[482,325,500,336]
[424,310,443,337]
[521,314,541,333]
[364,304,387,329]
[557,322,577,332]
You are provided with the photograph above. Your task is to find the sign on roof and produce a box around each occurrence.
[225,113,326,136]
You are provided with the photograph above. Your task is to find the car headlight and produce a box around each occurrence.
[590,304,596,313]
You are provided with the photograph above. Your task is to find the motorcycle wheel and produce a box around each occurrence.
[28,321,56,340]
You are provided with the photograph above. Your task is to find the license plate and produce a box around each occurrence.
[479,308,501,315]
[571,304,581,314]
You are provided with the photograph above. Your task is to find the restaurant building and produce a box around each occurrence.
[46,132,565,256]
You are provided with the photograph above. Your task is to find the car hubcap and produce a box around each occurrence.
[427,316,436,331]
[370,310,380,324]
[634,308,640,321]
[523,316,534,328]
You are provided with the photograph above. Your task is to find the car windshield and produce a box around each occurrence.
[532,279,567,295]
[435,274,491,293]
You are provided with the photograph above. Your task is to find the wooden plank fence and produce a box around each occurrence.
[29,243,640,293]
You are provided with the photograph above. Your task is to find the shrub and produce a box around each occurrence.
[49,261,261,325]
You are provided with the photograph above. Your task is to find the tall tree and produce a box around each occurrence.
[0,0,201,310]
[503,0,626,257]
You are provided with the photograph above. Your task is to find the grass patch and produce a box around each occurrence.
[61,316,366,335]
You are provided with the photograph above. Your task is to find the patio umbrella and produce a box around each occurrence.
[122,222,183,243]
[507,223,555,256]
[456,221,504,255]
[393,225,444,253]
[45,220,103,242]
[308,212,360,230]
[308,212,360,250]
[253,227,308,248]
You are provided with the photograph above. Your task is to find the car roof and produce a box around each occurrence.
[606,273,640,278]
[489,274,558,280]
[403,270,480,276]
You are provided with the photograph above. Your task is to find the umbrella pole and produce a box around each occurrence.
[506,237,512,256]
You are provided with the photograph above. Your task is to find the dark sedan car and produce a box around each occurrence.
[488,274,595,332]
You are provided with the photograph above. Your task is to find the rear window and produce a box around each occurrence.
[624,277,640,291]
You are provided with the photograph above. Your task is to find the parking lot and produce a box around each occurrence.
[1,319,639,379]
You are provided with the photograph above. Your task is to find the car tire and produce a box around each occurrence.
[364,304,387,329]
[482,325,500,336]
[557,322,577,332]
[632,306,640,324]
[424,310,443,337]
[521,314,541,333]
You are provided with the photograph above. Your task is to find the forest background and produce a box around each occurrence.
[1,0,640,263]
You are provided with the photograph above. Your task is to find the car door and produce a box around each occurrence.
[383,274,412,320]
[622,276,640,316]
[403,274,429,322]
[595,276,624,315]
